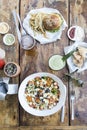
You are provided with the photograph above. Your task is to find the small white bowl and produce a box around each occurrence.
[0,22,9,34]
[0,48,5,59]
[21,35,36,50]
[3,33,15,46]
[67,25,85,41]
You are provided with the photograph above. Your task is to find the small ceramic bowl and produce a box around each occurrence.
[48,54,66,71]
[21,35,36,50]
[0,22,9,34]
[67,25,85,41]
[3,33,15,46]
[0,48,5,59]
[4,62,21,77]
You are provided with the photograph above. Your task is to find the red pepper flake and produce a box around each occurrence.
[69,27,75,39]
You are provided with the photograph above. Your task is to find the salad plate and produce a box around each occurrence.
[18,72,66,116]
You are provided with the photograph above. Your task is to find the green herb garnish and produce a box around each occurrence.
[64,73,84,87]
[51,88,58,95]
[62,48,78,62]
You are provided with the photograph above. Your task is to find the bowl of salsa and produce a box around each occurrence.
[4,62,21,77]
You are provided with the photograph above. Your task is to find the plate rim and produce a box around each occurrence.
[18,72,66,116]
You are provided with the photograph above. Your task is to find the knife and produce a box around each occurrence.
[12,10,21,44]
[61,105,65,122]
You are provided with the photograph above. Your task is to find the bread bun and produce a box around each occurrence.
[43,14,62,31]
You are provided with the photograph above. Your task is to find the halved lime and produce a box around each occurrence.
[49,55,66,70]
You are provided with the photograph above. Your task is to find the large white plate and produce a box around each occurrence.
[18,72,66,116]
[23,8,67,44]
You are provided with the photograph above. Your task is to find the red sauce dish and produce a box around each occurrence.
[67,26,85,41]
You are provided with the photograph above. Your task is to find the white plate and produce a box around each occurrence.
[18,72,66,116]
[64,41,87,73]
[23,8,67,44]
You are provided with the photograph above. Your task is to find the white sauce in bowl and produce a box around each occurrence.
[0,22,9,34]
[3,33,15,46]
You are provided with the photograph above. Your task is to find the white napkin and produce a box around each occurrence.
[64,41,87,73]
[23,7,67,44]
[7,84,18,94]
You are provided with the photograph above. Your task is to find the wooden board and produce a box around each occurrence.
[0,0,87,128]
[0,0,19,127]
[1,126,87,130]
[19,0,69,126]
[69,0,87,125]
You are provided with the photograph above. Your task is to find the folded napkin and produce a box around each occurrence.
[64,41,87,73]
[0,77,18,100]
[23,7,67,44]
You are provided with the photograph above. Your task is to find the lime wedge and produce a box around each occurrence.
[49,55,66,70]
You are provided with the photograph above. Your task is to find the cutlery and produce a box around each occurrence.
[61,104,65,122]
[16,13,27,36]
[64,73,83,87]
[12,10,35,50]
[70,89,75,120]
[12,10,21,44]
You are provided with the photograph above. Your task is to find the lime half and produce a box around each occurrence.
[49,55,66,70]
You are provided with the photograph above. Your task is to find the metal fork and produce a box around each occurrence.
[70,89,75,120]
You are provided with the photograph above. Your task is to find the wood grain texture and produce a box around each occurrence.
[69,0,87,125]
[0,0,19,127]
[0,0,87,128]
[1,126,87,130]
[19,0,68,126]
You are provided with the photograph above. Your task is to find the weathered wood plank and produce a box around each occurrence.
[0,0,19,127]
[0,128,19,130]
[1,126,87,130]
[20,0,69,126]
[69,0,87,125]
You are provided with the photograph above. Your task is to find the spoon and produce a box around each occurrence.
[12,10,35,50]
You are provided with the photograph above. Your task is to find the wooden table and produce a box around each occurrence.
[0,0,87,129]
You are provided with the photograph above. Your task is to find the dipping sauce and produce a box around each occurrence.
[4,63,17,76]
[49,55,66,70]
[4,62,21,77]
[3,33,15,46]
[69,27,75,39]
[21,35,35,50]
[68,26,85,41]
[0,22,9,34]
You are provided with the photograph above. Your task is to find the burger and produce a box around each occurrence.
[43,13,63,32]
